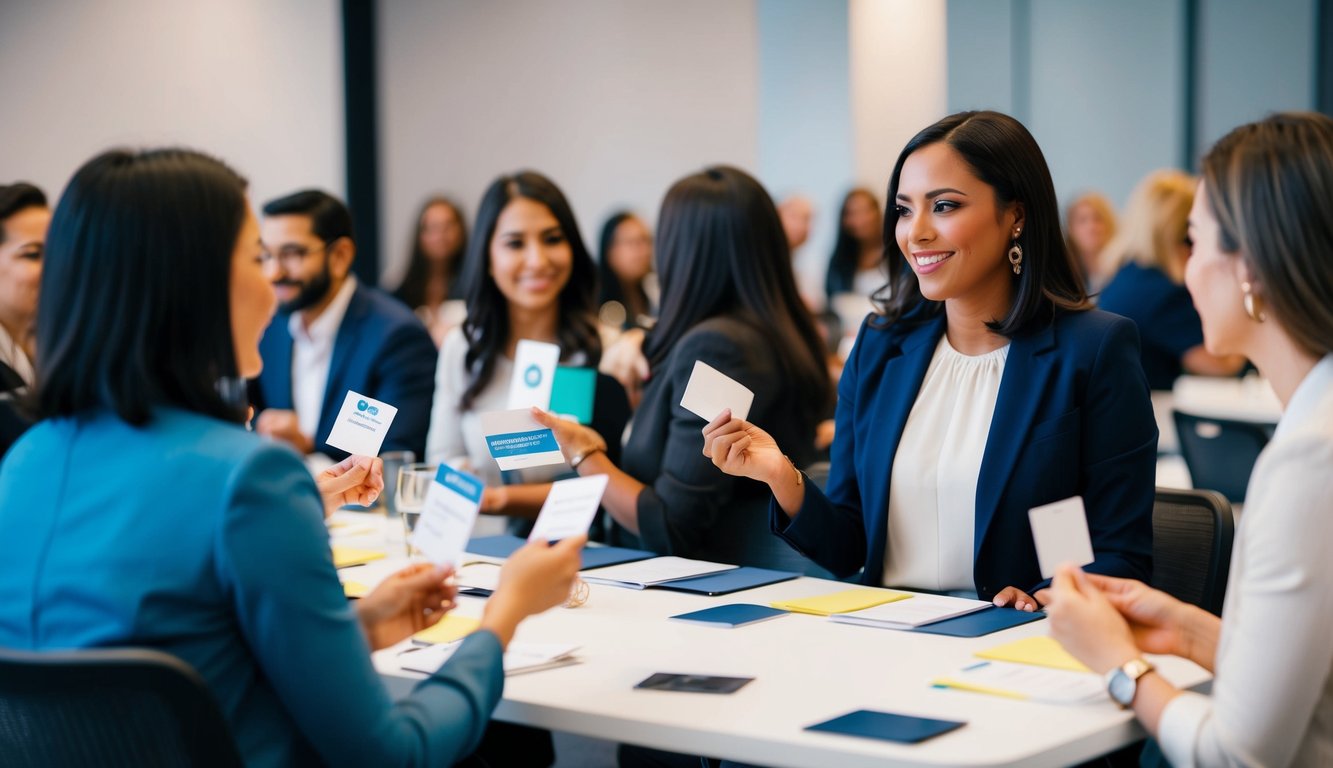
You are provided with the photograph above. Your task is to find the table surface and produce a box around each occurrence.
[1170,374,1282,424]
[332,513,1209,768]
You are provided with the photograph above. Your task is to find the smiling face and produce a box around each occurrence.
[608,215,653,283]
[231,205,277,379]
[0,205,50,331]
[842,191,882,244]
[894,142,1024,310]
[1184,182,1253,358]
[488,196,573,314]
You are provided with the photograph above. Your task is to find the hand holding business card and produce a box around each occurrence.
[410,466,484,567]
[479,408,565,471]
[325,391,398,456]
[528,474,610,542]
[679,361,754,422]
[1028,496,1095,579]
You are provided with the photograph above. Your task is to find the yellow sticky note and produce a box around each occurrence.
[331,547,386,569]
[342,581,370,599]
[770,588,911,616]
[413,614,482,645]
[974,635,1090,673]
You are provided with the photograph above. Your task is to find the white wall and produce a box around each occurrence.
[377,0,760,288]
[0,0,344,210]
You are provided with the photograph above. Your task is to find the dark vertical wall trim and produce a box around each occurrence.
[342,0,380,285]
[1182,0,1199,169]
[1011,0,1031,123]
[1318,0,1333,115]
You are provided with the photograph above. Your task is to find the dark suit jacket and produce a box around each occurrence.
[0,360,30,459]
[777,308,1156,599]
[249,283,437,461]
[622,315,823,570]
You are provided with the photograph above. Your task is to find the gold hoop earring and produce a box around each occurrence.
[1241,281,1267,322]
[1008,241,1023,276]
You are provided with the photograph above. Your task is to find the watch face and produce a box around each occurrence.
[1108,669,1135,706]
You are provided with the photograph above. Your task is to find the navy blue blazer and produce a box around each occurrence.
[250,282,437,461]
[776,309,1156,600]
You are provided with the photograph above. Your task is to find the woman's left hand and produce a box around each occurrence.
[355,562,457,651]
[530,408,606,468]
[1046,565,1142,674]
[316,455,385,518]
[992,586,1043,612]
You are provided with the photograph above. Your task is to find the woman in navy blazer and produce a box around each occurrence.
[704,111,1155,608]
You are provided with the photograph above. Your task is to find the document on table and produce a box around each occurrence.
[679,360,754,422]
[974,635,1090,673]
[932,661,1105,704]
[829,594,992,629]
[398,639,581,676]
[325,390,398,456]
[527,474,609,542]
[331,546,386,569]
[409,466,484,567]
[770,588,911,616]
[580,556,737,589]
[507,339,561,410]
[479,408,565,470]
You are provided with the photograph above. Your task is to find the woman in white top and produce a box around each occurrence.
[702,111,1156,607]
[1049,112,1333,767]
[425,171,627,526]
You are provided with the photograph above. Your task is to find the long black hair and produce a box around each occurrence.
[394,196,467,309]
[646,165,831,427]
[37,148,251,425]
[457,171,601,410]
[825,187,879,300]
[596,210,651,325]
[877,110,1090,334]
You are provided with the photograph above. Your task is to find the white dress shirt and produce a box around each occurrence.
[0,322,34,388]
[289,275,357,441]
[884,335,1008,592]
[1159,354,1333,768]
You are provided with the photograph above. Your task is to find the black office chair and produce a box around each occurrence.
[1172,409,1272,503]
[1151,487,1235,616]
[0,646,243,768]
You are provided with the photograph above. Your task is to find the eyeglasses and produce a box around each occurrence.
[260,241,329,270]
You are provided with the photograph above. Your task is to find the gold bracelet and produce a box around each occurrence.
[784,454,803,487]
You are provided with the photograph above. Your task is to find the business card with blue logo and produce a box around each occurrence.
[507,339,561,410]
[479,408,565,471]
[411,465,484,567]
[325,391,398,457]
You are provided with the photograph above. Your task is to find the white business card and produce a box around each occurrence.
[410,465,484,567]
[528,474,610,542]
[1029,496,1095,579]
[507,339,561,410]
[325,391,399,456]
[679,360,754,423]
[478,408,566,471]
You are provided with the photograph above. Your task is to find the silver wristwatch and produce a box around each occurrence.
[1105,658,1155,708]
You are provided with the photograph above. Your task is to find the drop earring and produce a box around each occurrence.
[1241,281,1267,322]
[1008,229,1023,275]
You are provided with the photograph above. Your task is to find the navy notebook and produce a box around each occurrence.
[908,606,1045,638]
[465,535,655,571]
[805,709,965,744]
[669,604,789,627]
[654,566,799,596]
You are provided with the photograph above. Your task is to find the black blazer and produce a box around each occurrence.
[622,315,823,569]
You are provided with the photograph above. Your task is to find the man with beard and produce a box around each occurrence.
[250,189,435,462]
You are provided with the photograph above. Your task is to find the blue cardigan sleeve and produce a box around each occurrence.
[216,444,503,767]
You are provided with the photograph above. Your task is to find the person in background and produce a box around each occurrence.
[0,147,585,768]
[1098,169,1246,389]
[534,166,833,570]
[1064,191,1117,293]
[426,172,629,527]
[249,189,437,462]
[0,182,49,457]
[824,187,884,303]
[703,111,1155,608]
[1050,111,1333,768]
[596,210,656,332]
[393,196,469,347]
[778,195,814,252]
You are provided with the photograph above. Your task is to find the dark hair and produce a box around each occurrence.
[36,148,250,425]
[596,210,651,324]
[877,110,1090,334]
[457,171,601,410]
[394,196,467,309]
[0,183,47,244]
[646,166,832,426]
[1201,111,1333,357]
[261,188,354,246]
[825,188,880,300]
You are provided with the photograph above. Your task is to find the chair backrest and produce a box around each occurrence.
[1151,487,1235,616]
[0,646,243,768]
[802,461,831,493]
[1171,409,1272,503]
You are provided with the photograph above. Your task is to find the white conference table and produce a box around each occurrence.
[1170,375,1282,424]
[333,514,1209,768]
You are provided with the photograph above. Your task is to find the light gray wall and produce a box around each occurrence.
[376,0,760,288]
[0,0,344,210]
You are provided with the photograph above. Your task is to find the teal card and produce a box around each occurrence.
[550,366,596,424]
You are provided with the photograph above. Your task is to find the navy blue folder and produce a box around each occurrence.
[805,709,965,744]
[654,567,799,596]
[465,534,655,571]
[908,606,1045,637]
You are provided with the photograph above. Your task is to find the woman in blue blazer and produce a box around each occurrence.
[0,148,583,768]
[704,111,1156,609]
